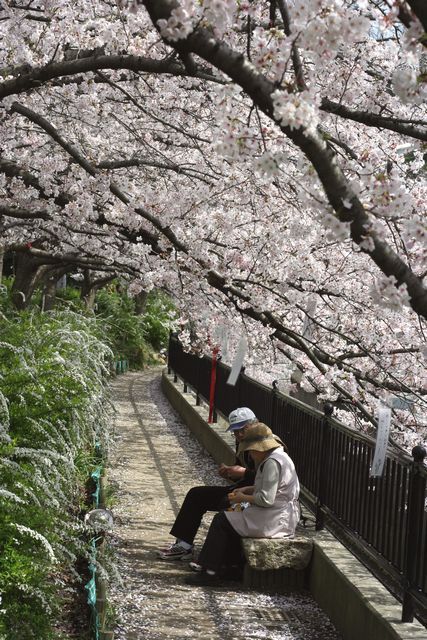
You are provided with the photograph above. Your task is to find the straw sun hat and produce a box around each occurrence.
[237,422,282,455]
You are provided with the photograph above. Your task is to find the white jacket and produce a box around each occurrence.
[225,448,300,538]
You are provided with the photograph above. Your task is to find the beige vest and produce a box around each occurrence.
[225,448,300,538]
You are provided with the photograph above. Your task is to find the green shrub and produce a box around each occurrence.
[0,281,176,637]
[0,291,113,640]
[95,286,176,367]
[140,290,176,352]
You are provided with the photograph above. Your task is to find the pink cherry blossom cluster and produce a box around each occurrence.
[157,1,196,41]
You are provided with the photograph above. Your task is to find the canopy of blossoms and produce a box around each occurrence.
[0,0,426,451]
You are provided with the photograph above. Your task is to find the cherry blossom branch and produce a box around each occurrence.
[97,157,216,184]
[232,275,424,394]
[275,0,307,90]
[275,343,377,427]
[0,155,168,253]
[0,54,221,101]
[0,205,50,220]
[143,0,427,321]
[403,0,427,34]
[320,98,427,142]
[95,70,212,144]
[10,102,187,253]
[8,103,426,412]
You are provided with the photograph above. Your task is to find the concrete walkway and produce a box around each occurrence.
[108,369,343,640]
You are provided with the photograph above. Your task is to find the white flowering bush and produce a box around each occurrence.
[0,290,114,640]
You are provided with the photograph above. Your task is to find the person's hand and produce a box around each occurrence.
[218,464,245,480]
[218,463,230,478]
[228,490,247,504]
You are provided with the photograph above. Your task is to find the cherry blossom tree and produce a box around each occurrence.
[0,0,426,449]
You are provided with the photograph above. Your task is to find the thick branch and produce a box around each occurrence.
[143,0,427,320]
[405,0,427,34]
[0,205,50,220]
[321,98,427,142]
[12,244,126,274]
[0,54,219,101]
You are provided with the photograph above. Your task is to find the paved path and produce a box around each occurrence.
[108,369,342,640]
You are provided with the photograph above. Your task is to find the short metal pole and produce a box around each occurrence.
[315,403,334,531]
[401,445,426,622]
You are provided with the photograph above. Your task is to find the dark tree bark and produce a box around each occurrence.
[135,290,148,315]
[11,251,49,310]
[80,269,116,311]
[42,267,69,311]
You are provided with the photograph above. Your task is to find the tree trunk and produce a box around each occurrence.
[42,276,58,311]
[84,286,97,311]
[80,269,116,310]
[81,269,97,310]
[11,252,47,310]
[135,289,148,315]
[42,267,70,311]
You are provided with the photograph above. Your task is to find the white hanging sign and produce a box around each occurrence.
[226,336,247,386]
[370,405,391,477]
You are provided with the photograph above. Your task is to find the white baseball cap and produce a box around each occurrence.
[227,407,256,432]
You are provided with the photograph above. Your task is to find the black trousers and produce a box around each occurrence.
[198,512,244,572]
[169,481,246,545]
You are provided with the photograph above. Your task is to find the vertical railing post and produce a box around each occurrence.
[212,355,221,423]
[315,403,334,531]
[271,380,279,431]
[195,355,201,406]
[208,348,219,423]
[237,366,245,408]
[401,445,426,622]
[167,330,172,374]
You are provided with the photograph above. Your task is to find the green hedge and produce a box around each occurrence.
[95,287,175,367]
[0,290,114,640]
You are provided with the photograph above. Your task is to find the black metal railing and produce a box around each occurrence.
[168,335,427,624]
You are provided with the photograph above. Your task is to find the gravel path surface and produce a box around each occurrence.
[108,369,343,640]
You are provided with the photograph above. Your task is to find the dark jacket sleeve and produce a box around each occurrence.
[236,449,255,484]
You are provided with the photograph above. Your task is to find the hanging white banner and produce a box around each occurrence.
[370,405,391,477]
[226,336,247,386]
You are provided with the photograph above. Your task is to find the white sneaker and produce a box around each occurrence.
[157,542,193,561]
[189,561,203,572]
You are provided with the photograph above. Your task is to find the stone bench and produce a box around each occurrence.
[241,528,314,590]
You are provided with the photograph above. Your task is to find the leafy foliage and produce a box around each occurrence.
[0,280,175,638]
[0,288,113,640]
[95,286,176,367]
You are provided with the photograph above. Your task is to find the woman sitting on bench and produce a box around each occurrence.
[185,422,300,586]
